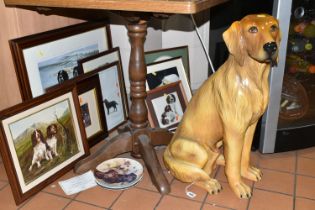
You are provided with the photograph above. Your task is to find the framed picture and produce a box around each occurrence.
[146,81,188,130]
[146,57,192,101]
[78,47,122,73]
[76,74,108,147]
[10,21,112,100]
[0,86,89,204]
[89,62,128,131]
[145,46,190,82]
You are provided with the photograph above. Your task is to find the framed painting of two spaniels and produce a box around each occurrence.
[0,86,89,204]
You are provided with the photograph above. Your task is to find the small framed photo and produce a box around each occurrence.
[10,21,112,100]
[146,81,188,130]
[89,62,128,131]
[78,47,122,73]
[76,74,108,147]
[146,57,192,101]
[0,86,89,204]
[145,46,190,82]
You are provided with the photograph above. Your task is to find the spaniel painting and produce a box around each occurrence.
[29,129,52,171]
[46,124,59,157]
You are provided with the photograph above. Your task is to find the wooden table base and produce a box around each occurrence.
[74,18,173,194]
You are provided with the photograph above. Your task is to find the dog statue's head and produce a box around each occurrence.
[223,14,281,67]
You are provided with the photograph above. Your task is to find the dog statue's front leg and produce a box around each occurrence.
[224,128,252,199]
[241,122,263,182]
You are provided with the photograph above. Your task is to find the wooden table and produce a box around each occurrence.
[4,0,226,194]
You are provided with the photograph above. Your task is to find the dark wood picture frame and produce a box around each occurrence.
[76,74,108,147]
[10,21,112,101]
[78,47,123,74]
[89,61,129,131]
[146,81,188,130]
[0,86,89,205]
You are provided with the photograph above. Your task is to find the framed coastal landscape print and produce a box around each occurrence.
[146,57,192,101]
[146,81,188,130]
[10,21,112,100]
[91,62,128,131]
[76,74,108,147]
[0,87,89,204]
[145,45,190,81]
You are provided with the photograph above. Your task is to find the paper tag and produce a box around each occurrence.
[58,170,97,195]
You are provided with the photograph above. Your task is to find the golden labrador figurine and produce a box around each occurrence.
[163,14,281,199]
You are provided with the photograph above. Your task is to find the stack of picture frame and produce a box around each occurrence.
[0,21,129,204]
[144,46,192,130]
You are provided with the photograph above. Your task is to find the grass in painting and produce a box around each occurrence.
[13,109,80,185]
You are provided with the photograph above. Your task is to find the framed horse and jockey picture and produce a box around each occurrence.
[9,21,112,100]
[0,86,89,204]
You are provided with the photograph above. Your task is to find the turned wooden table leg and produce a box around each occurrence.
[138,134,171,194]
[127,19,170,194]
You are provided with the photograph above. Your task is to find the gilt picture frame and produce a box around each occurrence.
[76,74,108,147]
[0,86,89,204]
[10,21,112,100]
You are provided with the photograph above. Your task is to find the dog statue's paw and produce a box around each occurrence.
[198,178,223,195]
[242,166,263,182]
[231,181,252,199]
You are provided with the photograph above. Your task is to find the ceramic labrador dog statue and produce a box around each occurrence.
[163,14,281,199]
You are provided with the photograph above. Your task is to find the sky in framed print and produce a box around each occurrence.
[38,44,98,90]
[2,92,84,193]
[98,65,124,130]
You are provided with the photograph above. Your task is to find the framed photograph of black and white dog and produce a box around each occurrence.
[146,81,188,130]
[78,47,122,73]
[10,21,112,100]
[146,57,192,102]
[76,74,108,147]
[0,86,89,204]
[145,46,190,82]
[88,61,128,131]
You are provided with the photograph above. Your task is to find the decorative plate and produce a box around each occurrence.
[94,158,143,190]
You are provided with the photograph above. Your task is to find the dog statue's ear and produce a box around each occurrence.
[223,21,246,66]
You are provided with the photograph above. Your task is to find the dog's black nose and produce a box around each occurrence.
[263,42,277,55]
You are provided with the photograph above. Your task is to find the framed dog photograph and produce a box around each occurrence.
[146,81,187,130]
[145,45,190,82]
[146,57,192,101]
[78,47,122,73]
[0,86,89,204]
[89,61,128,131]
[76,74,108,147]
[10,21,112,100]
